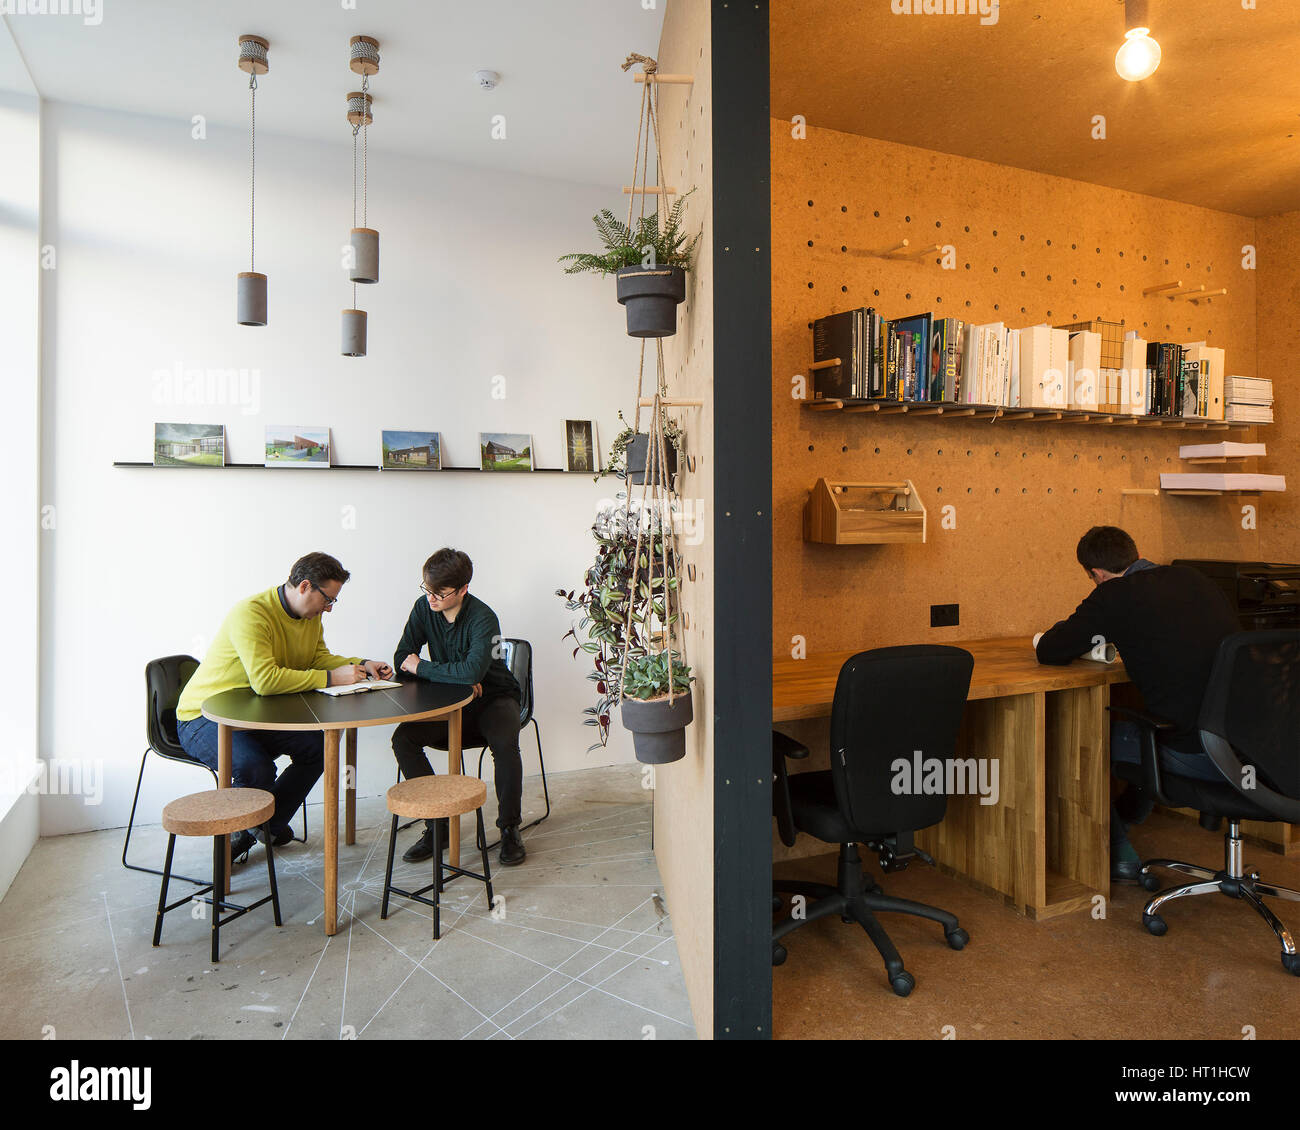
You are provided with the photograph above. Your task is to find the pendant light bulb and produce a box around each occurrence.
[1116,0,1160,82]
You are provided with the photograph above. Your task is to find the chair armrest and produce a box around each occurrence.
[773,731,810,761]
[771,731,805,847]
[1106,704,1178,731]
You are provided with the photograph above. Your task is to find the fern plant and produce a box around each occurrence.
[559,189,701,277]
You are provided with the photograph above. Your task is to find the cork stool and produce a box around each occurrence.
[381,776,493,939]
[153,788,282,963]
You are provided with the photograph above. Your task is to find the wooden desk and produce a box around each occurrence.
[203,679,474,936]
[773,637,1130,920]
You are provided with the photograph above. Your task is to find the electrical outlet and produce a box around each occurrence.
[930,603,959,628]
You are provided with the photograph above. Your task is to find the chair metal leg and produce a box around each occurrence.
[123,749,212,886]
[211,835,225,964]
[478,807,493,911]
[772,879,839,901]
[862,891,959,934]
[264,822,282,927]
[292,801,308,845]
[1240,885,1298,956]
[1143,859,1217,882]
[529,718,551,827]
[1145,879,1222,916]
[381,814,398,920]
[152,834,176,947]
[846,898,906,981]
[1254,882,1300,904]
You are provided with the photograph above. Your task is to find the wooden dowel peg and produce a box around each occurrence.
[1167,285,1205,299]
[1188,288,1227,303]
[634,73,694,85]
[901,243,942,259]
[1121,488,1160,496]
[873,240,910,257]
[622,186,677,195]
[1142,280,1183,296]
[809,358,842,371]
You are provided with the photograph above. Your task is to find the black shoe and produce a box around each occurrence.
[402,819,450,864]
[1116,787,1155,826]
[253,825,294,848]
[1111,857,1142,883]
[229,829,256,864]
[499,825,526,867]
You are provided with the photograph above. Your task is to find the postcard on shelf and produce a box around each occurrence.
[381,430,441,470]
[563,420,599,473]
[154,422,225,467]
[265,426,330,468]
[479,432,533,472]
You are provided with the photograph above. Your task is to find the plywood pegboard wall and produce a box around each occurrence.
[772,122,1267,658]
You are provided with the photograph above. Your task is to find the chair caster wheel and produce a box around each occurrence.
[1143,913,1167,937]
[890,971,915,997]
[1282,953,1300,977]
[945,927,969,951]
[772,944,787,967]
[1139,872,1161,892]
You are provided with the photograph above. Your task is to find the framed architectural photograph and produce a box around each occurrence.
[479,432,533,472]
[380,430,441,470]
[265,426,330,467]
[153,422,225,467]
[563,419,599,473]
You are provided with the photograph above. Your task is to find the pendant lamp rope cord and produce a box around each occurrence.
[249,72,257,273]
[361,73,369,228]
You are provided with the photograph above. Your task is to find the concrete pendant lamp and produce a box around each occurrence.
[236,35,269,326]
[342,36,380,355]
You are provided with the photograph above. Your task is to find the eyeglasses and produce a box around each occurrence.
[311,583,340,607]
[421,585,458,602]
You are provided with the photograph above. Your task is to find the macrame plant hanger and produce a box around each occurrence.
[618,53,686,708]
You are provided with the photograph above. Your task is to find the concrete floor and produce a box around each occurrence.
[772,809,1300,1039]
[0,765,695,1040]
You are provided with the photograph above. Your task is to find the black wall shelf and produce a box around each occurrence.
[803,400,1262,431]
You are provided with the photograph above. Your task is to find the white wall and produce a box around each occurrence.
[0,20,42,894]
[39,99,647,835]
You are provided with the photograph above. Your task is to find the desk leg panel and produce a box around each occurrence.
[915,692,1045,914]
[324,729,340,936]
[1043,685,1109,910]
[345,727,357,847]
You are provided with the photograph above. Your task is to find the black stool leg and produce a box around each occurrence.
[381,814,398,920]
[477,807,494,911]
[152,833,176,947]
[263,822,282,927]
[432,817,442,940]
[211,834,225,964]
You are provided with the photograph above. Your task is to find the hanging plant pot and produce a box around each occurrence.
[626,433,679,486]
[616,265,686,338]
[620,692,693,764]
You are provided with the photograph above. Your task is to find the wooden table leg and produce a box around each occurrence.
[345,727,357,847]
[448,708,461,868]
[217,723,233,894]
[324,728,340,935]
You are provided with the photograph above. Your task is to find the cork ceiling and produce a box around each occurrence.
[771,0,1300,218]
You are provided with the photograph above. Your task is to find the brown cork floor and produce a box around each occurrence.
[773,809,1300,1040]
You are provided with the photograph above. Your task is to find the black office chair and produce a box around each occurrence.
[123,655,307,885]
[1110,630,1300,974]
[397,638,551,850]
[772,645,974,997]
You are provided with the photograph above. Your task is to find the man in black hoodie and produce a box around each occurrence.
[1035,526,1240,881]
[392,548,526,867]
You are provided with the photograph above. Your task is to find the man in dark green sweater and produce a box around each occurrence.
[392,548,526,866]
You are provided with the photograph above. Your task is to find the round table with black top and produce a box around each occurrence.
[202,678,474,936]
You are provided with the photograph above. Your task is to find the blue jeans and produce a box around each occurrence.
[177,715,324,837]
[1111,720,1227,784]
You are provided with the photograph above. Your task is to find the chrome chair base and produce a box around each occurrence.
[1140,821,1300,972]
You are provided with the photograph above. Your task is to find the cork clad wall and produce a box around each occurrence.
[653,0,714,1039]
[771,121,1268,662]
[1255,211,1300,563]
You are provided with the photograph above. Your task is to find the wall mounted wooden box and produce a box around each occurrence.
[803,478,926,544]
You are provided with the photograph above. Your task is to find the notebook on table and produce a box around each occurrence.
[317,678,402,697]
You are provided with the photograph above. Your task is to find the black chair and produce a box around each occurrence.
[772,645,974,997]
[123,655,307,885]
[1110,630,1300,974]
[397,638,551,849]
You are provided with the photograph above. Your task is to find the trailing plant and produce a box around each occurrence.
[556,503,681,750]
[621,651,693,701]
[600,408,683,482]
[558,189,701,277]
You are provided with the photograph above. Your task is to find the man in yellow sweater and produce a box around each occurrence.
[176,552,391,860]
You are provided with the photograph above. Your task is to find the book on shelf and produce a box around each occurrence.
[1121,334,1148,415]
[892,313,932,401]
[1179,442,1266,459]
[1224,375,1273,404]
[1181,342,1225,419]
[1020,324,1068,409]
[1226,403,1275,423]
[1160,473,1286,492]
[812,309,858,402]
[1068,330,1101,411]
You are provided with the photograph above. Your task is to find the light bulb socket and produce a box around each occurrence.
[341,309,368,357]
[237,271,267,326]
[1124,0,1150,32]
[349,228,379,284]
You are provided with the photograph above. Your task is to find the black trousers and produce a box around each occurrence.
[391,694,523,830]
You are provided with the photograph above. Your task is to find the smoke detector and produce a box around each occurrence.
[474,69,500,90]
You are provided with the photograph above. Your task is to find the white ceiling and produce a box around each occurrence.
[4,0,668,186]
